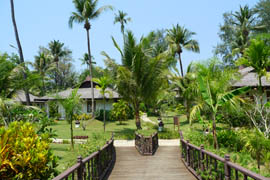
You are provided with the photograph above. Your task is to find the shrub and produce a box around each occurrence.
[110,100,133,124]
[216,129,243,151]
[78,132,111,157]
[95,109,111,121]
[0,122,58,179]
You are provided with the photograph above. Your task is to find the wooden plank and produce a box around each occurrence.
[108,146,196,180]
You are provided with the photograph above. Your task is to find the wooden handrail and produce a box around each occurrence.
[179,131,270,180]
[53,135,115,180]
[135,132,159,156]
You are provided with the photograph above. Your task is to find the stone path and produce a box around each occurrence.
[141,113,157,124]
[108,146,196,180]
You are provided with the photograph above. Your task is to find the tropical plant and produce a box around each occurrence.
[190,59,250,149]
[33,51,55,96]
[0,121,58,179]
[236,38,270,95]
[49,40,71,89]
[215,5,265,64]
[169,65,198,125]
[93,76,112,131]
[255,0,270,33]
[57,88,82,149]
[113,31,166,129]
[114,10,131,40]
[111,100,130,124]
[167,24,200,76]
[10,0,31,105]
[69,0,113,116]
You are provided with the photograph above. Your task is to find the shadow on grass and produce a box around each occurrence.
[113,128,136,140]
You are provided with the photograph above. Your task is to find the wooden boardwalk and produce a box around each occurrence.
[108,146,196,180]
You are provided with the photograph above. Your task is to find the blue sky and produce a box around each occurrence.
[1,0,258,72]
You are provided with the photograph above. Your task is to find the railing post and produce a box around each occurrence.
[77,156,83,180]
[200,145,205,172]
[187,140,190,166]
[224,154,231,180]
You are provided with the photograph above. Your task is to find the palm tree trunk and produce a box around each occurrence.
[10,0,30,105]
[42,76,46,96]
[212,112,219,149]
[86,28,95,117]
[103,96,106,132]
[135,103,141,129]
[178,52,184,77]
[70,115,74,150]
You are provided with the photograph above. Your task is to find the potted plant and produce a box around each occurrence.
[75,120,80,128]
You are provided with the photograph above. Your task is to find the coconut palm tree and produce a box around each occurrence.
[48,40,71,89]
[237,38,270,96]
[113,31,166,129]
[94,76,112,132]
[114,10,131,40]
[10,0,31,105]
[167,24,200,77]
[68,0,113,116]
[33,52,55,96]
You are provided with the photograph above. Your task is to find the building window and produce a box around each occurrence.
[87,101,96,113]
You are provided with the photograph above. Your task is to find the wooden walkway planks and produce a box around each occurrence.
[108,146,196,180]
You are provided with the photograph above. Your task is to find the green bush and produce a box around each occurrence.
[217,129,243,151]
[0,122,58,179]
[95,109,111,121]
[110,100,134,124]
[78,132,111,157]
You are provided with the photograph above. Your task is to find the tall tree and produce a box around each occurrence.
[68,0,113,116]
[10,0,30,105]
[113,31,166,129]
[255,0,270,33]
[49,40,71,89]
[114,10,131,40]
[167,24,200,77]
[215,5,264,65]
[33,52,55,96]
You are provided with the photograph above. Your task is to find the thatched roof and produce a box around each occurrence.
[36,88,119,101]
[232,67,270,87]
[13,90,41,103]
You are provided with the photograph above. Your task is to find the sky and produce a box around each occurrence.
[0,0,258,73]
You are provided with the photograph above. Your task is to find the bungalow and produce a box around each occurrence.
[35,76,120,119]
[13,90,45,108]
[232,67,270,100]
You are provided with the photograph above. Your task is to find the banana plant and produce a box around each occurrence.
[195,76,250,149]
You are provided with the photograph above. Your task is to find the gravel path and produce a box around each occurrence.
[141,113,157,124]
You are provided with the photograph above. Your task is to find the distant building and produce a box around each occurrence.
[233,67,270,100]
[35,76,120,119]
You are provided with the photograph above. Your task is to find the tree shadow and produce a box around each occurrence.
[112,128,136,140]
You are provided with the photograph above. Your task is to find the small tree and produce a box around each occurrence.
[58,88,82,149]
[94,77,112,132]
[111,100,129,124]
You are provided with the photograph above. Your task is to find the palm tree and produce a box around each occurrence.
[58,89,82,150]
[33,52,55,96]
[80,53,90,69]
[167,24,200,77]
[68,0,113,116]
[114,10,131,40]
[48,40,70,89]
[113,31,166,129]
[10,0,31,105]
[237,38,270,97]
[94,77,112,132]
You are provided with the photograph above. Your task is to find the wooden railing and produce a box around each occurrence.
[179,131,270,180]
[135,132,159,156]
[53,135,115,180]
